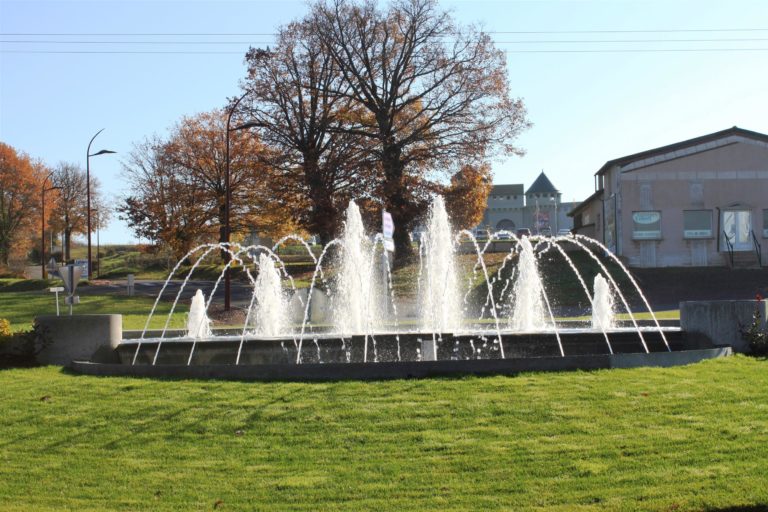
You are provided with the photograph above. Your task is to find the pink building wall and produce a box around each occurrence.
[616,139,768,267]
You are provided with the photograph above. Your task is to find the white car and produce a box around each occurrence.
[557,228,572,236]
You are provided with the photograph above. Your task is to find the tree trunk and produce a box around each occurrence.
[381,143,414,266]
[64,227,72,262]
[218,199,228,262]
[304,155,339,247]
[0,239,9,266]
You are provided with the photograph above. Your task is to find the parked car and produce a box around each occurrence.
[557,228,572,236]
[539,227,552,237]
[495,231,512,240]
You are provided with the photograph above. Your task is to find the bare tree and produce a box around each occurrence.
[51,162,105,261]
[241,20,375,245]
[312,0,530,260]
[119,136,212,259]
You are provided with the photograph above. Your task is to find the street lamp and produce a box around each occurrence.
[223,91,264,311]
[86,129,116,280]
[548,195,559,233]
[41,172,61,280]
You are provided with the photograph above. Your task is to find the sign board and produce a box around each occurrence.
[632,212,661,224]
[382,211,394,238]
[74,259,89,279]
[60,265,82,295]
[47,258,59,276]
[382,211,395,252]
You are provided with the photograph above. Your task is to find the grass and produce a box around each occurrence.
[0,291,188,332]
[0,357,766,511]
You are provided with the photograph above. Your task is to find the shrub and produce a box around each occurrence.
[0,322,53,367]
[740,294,768,356]
[0,318,11,337]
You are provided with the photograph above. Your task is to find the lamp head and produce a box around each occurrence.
[231,121,264,131]
[90,149,117,157]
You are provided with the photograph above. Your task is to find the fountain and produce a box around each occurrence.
[420,196,461,334]
[249,253,288,337]
[72,195,731,380]
[186,289,212,339]
[509,237,548,331]
[591,275,615,331]
[333,201,382,336]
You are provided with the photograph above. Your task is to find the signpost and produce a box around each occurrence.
[60,264,82,315]
[74,259,89,280]
[48,287,64,316]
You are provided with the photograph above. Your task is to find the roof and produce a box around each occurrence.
[595,126,768,177]
[567,189,604,217]
[490,184,524,196]
[526,171,559,195]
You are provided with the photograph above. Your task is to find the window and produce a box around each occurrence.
[763,210,768,238]
[683,210,713,238]
[632,211,661,240]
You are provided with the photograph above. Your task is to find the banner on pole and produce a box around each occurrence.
[382,211,395,252]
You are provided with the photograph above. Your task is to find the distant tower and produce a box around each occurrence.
[525,171,561,233]
[525,171,561,204]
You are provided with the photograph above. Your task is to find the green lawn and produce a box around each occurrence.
[0,357,766,511]
[0,291,188,332]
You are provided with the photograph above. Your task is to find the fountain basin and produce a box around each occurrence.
[73,345,730,382]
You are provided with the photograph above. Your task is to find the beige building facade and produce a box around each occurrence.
[569,127,768,267]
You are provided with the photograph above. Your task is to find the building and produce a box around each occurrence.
[569,126,768,267]
[479,172,577,234]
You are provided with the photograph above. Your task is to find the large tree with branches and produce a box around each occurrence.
[240,20,375,245]
[312,0,529,259]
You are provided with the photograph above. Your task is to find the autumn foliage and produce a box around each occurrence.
[0,143,52,266]
[443,163,493,231]
[120,111,299,259]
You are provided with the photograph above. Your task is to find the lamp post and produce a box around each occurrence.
[41,172,61,280]
[223,91,263,311]
[549,195,559,233]
[86,129,116,280]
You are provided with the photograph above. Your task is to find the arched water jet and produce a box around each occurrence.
[455,229,504,358]
[574,234,670,351]
[134,242,241,365]
[271,234,319,265]
[543,240,613,353]
[555,235,649,353]
[296,239,343,364]
[184,248,256,366]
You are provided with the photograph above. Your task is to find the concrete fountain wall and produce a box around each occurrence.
[35,314,122,366]
[680,299,765,353]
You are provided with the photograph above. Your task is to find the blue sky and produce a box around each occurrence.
[2,0,767,244]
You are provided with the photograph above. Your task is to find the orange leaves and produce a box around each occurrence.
[0,142,51,265]
[443,163,493,231]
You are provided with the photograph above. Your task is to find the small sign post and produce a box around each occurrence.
[127,274,135,297]
[48,287,64,316]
